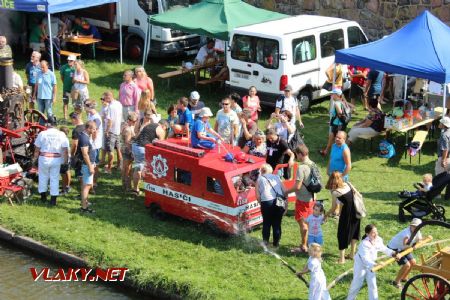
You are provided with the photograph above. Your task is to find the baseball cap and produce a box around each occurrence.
[410,218,422,227]
[67,55,76,61]
[331,88,343,96]
[284,85,293,92]
[199,107,213,117]
[190,91,200,100]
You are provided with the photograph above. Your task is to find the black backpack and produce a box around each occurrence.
[303,162,322,194]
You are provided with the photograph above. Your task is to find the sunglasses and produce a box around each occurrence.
[222,103,230,106]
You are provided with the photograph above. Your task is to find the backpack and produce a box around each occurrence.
[288,128,305,154]
[338,102,352,125]
[303,162,322,194]
[379,140,395,159]
[347,182,366,219]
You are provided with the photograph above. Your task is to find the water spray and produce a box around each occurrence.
[260,242,309,287]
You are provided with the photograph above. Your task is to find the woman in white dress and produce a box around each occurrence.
[297,243,331,300]
[347,224,400,300]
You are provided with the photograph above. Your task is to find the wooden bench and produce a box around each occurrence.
[96,45,119,51]
[158,69,190,88]
[409,130,428,164]
[60,50,81,58]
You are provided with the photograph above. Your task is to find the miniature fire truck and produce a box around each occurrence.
[143,139,297,235]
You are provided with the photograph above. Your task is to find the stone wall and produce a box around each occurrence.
[247,0,450,40]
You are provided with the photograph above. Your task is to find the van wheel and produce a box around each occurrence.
[297,90,311,114]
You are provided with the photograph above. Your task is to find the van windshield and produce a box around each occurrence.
[231,34,279,69]
[161,0,200,12]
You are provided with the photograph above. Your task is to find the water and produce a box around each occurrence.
[0,242,144,300]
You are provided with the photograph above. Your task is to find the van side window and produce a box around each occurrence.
[320,29,344,58]
[255,39,279,69]
[231,35,253,62]
[206,177,224,195]
[174,168,191,185]
[292,35,316,64]
[348,26,368,47]
[138,0,157,13]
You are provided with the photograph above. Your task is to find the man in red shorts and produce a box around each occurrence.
[287,144,318,253]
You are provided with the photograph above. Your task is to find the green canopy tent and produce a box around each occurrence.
[143,0,287,65]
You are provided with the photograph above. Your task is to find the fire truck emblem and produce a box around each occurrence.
[151,154,168,178]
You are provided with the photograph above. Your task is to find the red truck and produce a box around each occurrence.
[143,138,297,235]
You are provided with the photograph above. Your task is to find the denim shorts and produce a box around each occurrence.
[308,235,323,246]
[81,164,94,185]
[131,143,145,171]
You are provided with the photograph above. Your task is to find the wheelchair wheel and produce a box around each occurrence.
[432,205,446,222]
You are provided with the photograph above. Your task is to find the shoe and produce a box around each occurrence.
[131,190,141,197]
[391,281,402,289]
[401,278,408,283]
[80,207,95,213]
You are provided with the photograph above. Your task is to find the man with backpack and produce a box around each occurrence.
[288,144,322,253]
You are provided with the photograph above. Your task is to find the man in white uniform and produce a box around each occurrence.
[34,116,69,206]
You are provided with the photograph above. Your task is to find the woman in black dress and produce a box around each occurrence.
[325,171,360,264]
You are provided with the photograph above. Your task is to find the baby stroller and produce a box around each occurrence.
[398,172,448,222]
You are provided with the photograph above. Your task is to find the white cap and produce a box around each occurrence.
[190,91,200,100]
[199,107,213,117]
[67,55,77,61]
[410,218,422,227]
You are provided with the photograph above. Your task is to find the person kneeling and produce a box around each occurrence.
[191,107,223,149]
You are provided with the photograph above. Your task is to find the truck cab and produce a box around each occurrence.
[73,0,202,59]
[143,139,297,235]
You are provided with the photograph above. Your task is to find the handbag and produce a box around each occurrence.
[263,176,287,208]
[347,182,367,219]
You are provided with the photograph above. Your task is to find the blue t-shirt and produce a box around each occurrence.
[25,62,41,85]
[368,70,385,97]
[178,108,193,131]
[81,25,101,39]
[191,119,210,148]
[77,131,96,164]
[37,70,56,100]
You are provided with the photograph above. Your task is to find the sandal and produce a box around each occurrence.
[80,207,95,213]
[391,281,402,289]
[131,190,141,196]
[290,247,306,254]
[318,149,327,157]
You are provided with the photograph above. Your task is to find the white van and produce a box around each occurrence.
[227,15,368,112]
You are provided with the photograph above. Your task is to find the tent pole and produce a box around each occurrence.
[443,84,447,114]
[403,75,408,99]
[142,21,149,66]
[118,0,123,64]
[47,13,55,71]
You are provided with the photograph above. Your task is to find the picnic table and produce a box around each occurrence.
[64,37,102,59]
[158,57,225,87]
[389,107,444,163]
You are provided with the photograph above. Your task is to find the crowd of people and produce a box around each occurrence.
[6,40,445,299]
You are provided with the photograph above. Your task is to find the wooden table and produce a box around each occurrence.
[65,37,102,59]
[158,57,225,87]
[389,107,443,159]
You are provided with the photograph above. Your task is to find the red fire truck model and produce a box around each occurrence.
[143,138,297,235]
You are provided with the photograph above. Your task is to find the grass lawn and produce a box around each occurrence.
[1,54,449,299]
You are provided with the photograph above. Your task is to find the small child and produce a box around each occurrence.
[387,218,423,289]
[408,173,433,197]
[167,104,178,138]
[305,203,325,246]
[297,243,331,300]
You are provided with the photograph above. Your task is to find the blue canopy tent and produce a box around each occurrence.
[0,0,123,69]
[335,10,450,107]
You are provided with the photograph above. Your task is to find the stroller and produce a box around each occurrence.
[398,172,448,222]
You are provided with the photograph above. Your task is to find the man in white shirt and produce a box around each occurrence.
[214,97,239,145]
[274,84,303,128]
[103,91,123,173]
[85,100,103,189]
[33,116,69,206]
[387,218,423,288]
[195,39,218,65]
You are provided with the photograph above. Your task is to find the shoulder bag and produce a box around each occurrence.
[263,176,287,208]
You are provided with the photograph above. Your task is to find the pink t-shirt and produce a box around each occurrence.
[119,81,141,109]
[135,76,154,94]
[243,95,260,121]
